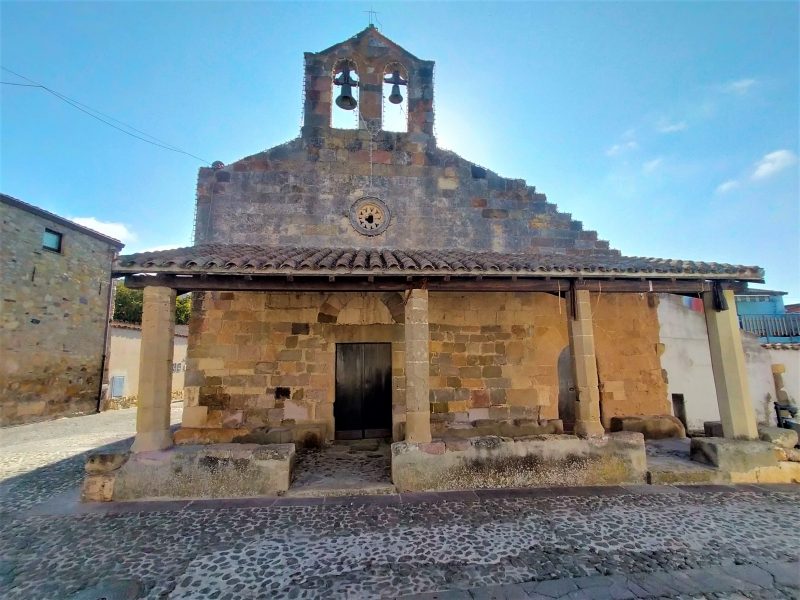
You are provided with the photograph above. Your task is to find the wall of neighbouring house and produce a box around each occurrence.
[658,294,779,430]
[765,347,800,404]
[0,201,117,425]
[104,323,188,409]
[183,290,666,441]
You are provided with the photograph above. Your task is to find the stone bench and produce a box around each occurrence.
[82,443,295,502]
[391,432,647,492]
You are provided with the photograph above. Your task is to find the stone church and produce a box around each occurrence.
[113,27,763,492]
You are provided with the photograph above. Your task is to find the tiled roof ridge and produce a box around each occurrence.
[113,244,764,280]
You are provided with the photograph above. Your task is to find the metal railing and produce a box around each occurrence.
[739,313,800,339]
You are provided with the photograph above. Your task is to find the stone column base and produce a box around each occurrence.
[131,430,173,453]
[575,419,605,438]
[405,411,432,443]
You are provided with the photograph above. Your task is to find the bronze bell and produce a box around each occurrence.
[384,70,407,104]
[388,83,403,104]
[334,66,358,111]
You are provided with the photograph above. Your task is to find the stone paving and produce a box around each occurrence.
[289,439,394,497]
[1,408,799,599]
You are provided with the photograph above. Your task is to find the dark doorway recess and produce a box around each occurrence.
[557,346,576,433]
[671,393,688,432]
[334,343,392,440]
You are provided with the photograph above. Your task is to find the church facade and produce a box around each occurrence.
[114,28,762,488]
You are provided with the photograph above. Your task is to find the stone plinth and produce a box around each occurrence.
[391,432,647,492]
[83,443,295,502]
[690,438,779,472]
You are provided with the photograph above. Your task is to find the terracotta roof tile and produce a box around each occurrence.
[113,244,764,280]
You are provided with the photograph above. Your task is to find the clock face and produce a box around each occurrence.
[350,197,390,236]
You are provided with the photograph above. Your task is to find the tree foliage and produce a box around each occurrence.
[113,282,191,325]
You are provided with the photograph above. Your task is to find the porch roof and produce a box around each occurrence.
[114,244,764,282]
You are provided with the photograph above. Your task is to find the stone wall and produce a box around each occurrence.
[183,291,406,441]
[593,293,670,425]
[194,30,615,257]
[195,134,617,255]
[183,290,666,441]
[428,292,568,427]
[0,200,118,425]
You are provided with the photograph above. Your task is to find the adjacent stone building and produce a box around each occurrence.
[1,193,123,425]
[114,28,764,485]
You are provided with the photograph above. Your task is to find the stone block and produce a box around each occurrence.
[704,421,724,437]
[758,426,798,449]
[111,443,295,500]
[292,423,326,448]
[785,448,800,462]
[81,473,116,502]
[391,432,646,492]
[182,405,208,428]
[690,438,779,472]
[266,427,293,444]
[609,415,685,439]
[174,427,251,445]
[85,451,130,474]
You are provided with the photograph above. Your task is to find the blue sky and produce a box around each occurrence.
[2,1,798,301]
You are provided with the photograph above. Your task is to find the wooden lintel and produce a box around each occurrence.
[122,274,736,295]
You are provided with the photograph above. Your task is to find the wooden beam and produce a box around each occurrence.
[123,273,736,294]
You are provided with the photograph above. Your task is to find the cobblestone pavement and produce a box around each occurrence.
[1,409,799,599]
[289,439,394,497]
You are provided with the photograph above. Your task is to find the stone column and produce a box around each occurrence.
[404,288,432,443]
[132,286,176,452]
[703,288,758,439]
[567,289,605,437]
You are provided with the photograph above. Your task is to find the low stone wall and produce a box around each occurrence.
[391,432,647,492]
[82,443,295,502]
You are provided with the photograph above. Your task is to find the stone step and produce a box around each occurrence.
[646,456,728,485]
[285,482,397,498]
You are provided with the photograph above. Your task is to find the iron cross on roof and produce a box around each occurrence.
[364,9,379,27]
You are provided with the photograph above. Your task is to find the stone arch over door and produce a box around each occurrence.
[318,292,405,324]
[557,346,576,432]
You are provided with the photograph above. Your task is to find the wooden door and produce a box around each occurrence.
[334,343,392,439]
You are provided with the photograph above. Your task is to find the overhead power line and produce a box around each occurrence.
[1,66,211,165]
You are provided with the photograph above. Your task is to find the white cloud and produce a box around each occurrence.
[136,243,185,253]
[657,120,687,134]
[643,158,663,173]
[70,217,137,243]
[715,180,740,194]
[722,78,756,95]
[751,149,797,180]
[605,140,638,157]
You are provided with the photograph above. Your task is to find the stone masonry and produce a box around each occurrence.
[182,289,666,442]
[0,194,122,425]
[193,29,616,257]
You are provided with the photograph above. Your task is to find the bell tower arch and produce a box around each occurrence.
[302,26,434,137]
